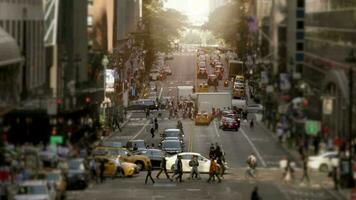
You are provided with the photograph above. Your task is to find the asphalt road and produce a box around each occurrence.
[67,53,344,200]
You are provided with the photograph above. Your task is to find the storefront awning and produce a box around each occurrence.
[0,27,23,67]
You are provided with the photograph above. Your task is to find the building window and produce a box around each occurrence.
[296,31,304,40]
[87,16,93,27]
[296,53,304,61]
[297,10,304,18]
[297,42,304,51]
[297,0,304,8]
[297,21,304,29]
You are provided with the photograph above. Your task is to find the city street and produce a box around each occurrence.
[67,53,343,200]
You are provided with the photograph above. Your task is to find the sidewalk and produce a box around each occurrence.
[257,120,350,200]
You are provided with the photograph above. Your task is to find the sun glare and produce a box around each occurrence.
[164,0,210,25]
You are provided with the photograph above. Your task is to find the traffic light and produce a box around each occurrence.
[51,127,57,135]
[57,98,64,110]
[85,97,91,104]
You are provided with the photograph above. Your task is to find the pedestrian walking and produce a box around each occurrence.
[150,127,155,138]
[156,157,172,181]
[209,143,215,159]
[207,158,221,183]
[154,122,158,131]
[146,109,150,119]
[99,159,106,183]
[246,153,257,179]
[145,161,155,184]
[154,117,158,124]
[283,159,294,184]
[215,143,222,159]
[313,135,321,155]
[175,155,183,182]
[89,158,98,183]
[250,186,261,200]
[300,154,310,183]
[217,154,226,178]
[189,155,201,180]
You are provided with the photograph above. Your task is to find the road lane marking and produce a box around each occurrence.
[189,123,193,152]
[240,128,267,167]
[213,120,221,138]
[131,121,150,140]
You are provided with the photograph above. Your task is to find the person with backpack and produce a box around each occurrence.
[189,155,200,180]
[207,158,221,183]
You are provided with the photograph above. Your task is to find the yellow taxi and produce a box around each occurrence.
[95,155,139,177]
[93,146,151,171]
[234,75,245,83]
[196,83,209,92]
[195,112,211,125]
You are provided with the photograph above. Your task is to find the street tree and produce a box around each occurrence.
[141,0,188,71]
[206,0,254,58]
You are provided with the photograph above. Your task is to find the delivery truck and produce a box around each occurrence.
[195,92,232,111]
[228,60,244,78]
[177,86,194,100]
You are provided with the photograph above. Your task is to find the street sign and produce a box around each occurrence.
[50,135,63,145]
[322,97,334,115]
[305,120,321,136]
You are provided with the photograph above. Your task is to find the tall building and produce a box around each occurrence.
[0,0,46,99]
[88,0,116,52]
[302,0,356,138]
[0,0,47,144]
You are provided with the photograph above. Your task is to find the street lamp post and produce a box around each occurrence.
[346,49,355,187]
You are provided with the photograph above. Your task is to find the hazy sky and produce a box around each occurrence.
[164,0,210,25]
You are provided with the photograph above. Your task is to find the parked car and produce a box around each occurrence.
[136,149,165,169]
[308,151,339,172]
[165,152,211,173]
[219,117,239,131]
[66,158,89,190]
[14,180,57,200]
[161,140,183,154]
[126,140,147,152]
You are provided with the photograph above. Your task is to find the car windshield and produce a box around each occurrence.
[46,173,60,181]
[162,141,180,148]
[133,141,146,148]
[67,160,85,170]
[225,118,235,123]
[17,185,47,195]
[164,131,180,137]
